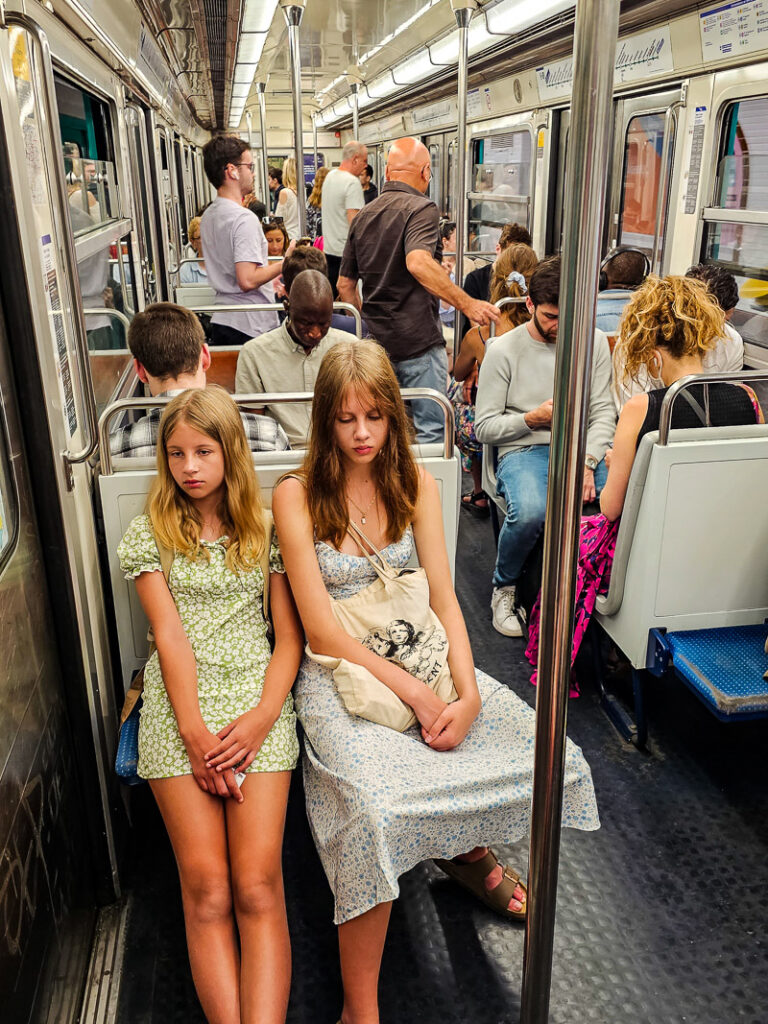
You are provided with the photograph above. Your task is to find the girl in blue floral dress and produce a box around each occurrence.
[119,387,302,1024]
[273,340,599,1024]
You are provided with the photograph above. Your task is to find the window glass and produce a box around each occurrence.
[0,425,15,566]
[82,230,134,411]
[428,143,441,212]
[617,113,669,255]
[705,98,768,351]
[56,76,118,230]
[470,130,532,251]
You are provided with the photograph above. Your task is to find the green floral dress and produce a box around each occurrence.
[118,514,299,779]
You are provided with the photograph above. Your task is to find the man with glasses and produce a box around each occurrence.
[337,136,499,443]
[200,135,292,345]
[474,257,616,636]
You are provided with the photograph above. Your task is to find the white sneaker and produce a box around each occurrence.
[491,586,523,637]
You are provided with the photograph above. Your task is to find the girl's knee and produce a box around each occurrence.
[232,869,284,919]
[180,868,233,923]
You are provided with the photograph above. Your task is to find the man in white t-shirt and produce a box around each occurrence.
[322,140,367,294]
[200,135,293,346]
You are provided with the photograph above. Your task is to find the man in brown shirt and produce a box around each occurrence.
[337,137,498,443]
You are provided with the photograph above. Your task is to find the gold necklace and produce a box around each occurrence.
[347,490,377,525]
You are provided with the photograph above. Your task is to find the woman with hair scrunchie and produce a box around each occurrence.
[450,244,539,516]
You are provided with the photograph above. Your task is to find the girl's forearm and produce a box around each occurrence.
[256,639,302,721]
[156,641,206,737]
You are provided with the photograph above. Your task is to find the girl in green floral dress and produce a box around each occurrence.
[118,386,302,1024]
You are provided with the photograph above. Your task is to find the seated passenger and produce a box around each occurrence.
[179,216,208,284]
[110,303,289,458]
[457,222,533,342]
[595,248,648,335]
[235,270,356,447]
[271,339,599,1023]
[613,266,746,408]
[475,257,616,637]
[525,275,762,681]
[281,245,366,336]
[451,243,538,516]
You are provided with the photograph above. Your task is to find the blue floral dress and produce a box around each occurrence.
[293,528,600,924]
[118,514,299,779]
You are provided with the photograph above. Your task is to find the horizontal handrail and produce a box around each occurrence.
[98,387,454,474]
[83,307,132,332]
[184,301,363,338]
[658,370,768,445]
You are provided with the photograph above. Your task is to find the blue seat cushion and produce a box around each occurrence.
[666,624,768,718]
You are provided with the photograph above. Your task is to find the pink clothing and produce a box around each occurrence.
[525,514,620,693]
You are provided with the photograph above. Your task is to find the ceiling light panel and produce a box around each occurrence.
[241,0,279,33]
[237,33,267,64]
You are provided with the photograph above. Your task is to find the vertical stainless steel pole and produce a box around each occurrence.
[520,2,620,1022]
[451,0,473,352]
[350,81,360,139]
[245,107,254,168]
[312,112,319,176]
[255,82,270,208]
[280,0,307,237]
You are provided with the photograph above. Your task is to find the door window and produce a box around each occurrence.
[617,113,670,256]
[703,97,768,353]
[470,130,532,251]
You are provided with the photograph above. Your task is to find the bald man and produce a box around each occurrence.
[235,269,357,446]
[337,137,498,443]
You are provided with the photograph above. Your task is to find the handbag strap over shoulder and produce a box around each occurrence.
[346,520,402,581]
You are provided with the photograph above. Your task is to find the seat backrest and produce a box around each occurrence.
[174,283,216,308]
[101,444,460,693]
[596,425,768,627]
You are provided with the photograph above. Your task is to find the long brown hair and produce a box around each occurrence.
[308,166,330,208]
[302,340,420,547]
[490,244,538,328]
[147,387,267,571]
[616,275,725,387]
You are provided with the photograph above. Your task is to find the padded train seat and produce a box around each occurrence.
[657,624,768,720]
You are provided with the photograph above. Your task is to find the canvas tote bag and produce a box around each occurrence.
[306,521,457,731]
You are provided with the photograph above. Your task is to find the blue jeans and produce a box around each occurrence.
[493,445,608,587]
[392,345,448,444]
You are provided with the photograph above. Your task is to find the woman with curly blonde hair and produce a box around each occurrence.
[602,274,762,521]
[306,165,330,239]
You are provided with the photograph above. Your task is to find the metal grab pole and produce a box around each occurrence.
[255,82,270,208]
[451,0,473,354]
[520,2,620,1022]
[312,112,319,176]
[350,81,360,139]
[280,0,307,238]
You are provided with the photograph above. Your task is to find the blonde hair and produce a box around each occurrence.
[490,244,538,327]
[308,166,330,208]
[147,387,267,572]
[301,340,420,548]
[616,275,726,387]
[187,215,201,240]
[282,156,298,191]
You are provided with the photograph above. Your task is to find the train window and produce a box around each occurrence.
[470,130,532,252]
[617,113,671,257]
[428,143,442,212]
[57,77,119,231]
[703,98,768,353]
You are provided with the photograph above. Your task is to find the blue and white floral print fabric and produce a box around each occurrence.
[293,528,600,924]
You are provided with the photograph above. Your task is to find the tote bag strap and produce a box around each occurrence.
[346,520,402,582]
[260,508,273,620]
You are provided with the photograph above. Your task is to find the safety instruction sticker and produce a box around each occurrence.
[683,106,708,215]
[40,235,77,436]
[700,1,768,60]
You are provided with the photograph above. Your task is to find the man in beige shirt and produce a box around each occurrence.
[235,270,356,447]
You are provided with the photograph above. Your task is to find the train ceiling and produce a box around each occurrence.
[139,0,701,133]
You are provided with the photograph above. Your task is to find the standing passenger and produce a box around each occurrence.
[306,166,330,240]
[360,163,378,204]
[276,157,301,241]
[268,166,283,213]
[337,137,499,443]
[118,387,302,1024]
[322,141,367,293]
[201,136,291,346]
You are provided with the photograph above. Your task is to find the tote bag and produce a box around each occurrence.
[306,521,457,731]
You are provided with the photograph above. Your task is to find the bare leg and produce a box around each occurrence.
[338,902,393,1024]
[470,455,484,495]
[151,777,240,1024]
[226,771,292,1024]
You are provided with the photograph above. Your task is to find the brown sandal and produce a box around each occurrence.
[433,849,527,921]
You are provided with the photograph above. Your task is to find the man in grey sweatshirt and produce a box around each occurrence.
[475,257,616,636]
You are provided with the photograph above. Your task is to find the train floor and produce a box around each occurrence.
[115,499,768,1024]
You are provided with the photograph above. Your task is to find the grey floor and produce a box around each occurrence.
[117,506,768,1024]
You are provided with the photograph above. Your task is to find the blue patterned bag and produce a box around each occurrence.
[115,696,143,785]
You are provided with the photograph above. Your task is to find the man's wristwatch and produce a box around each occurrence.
[585,454,599,472]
